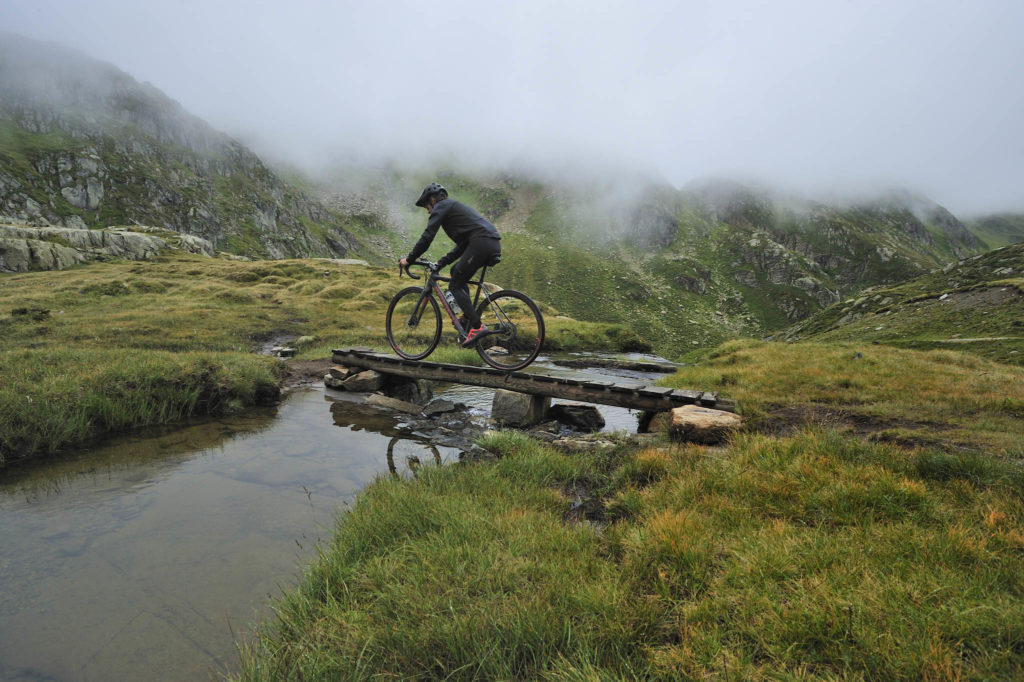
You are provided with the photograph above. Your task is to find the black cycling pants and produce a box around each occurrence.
[449,237,501,328]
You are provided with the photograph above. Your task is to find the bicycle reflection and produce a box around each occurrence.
[386,436,442,477]
[328,397,452,478]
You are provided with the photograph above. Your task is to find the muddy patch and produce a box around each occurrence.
[281,358,334,392]
[762,404,953,442]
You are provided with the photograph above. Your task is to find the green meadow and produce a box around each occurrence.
[0,255,639,466]
[237,342,1024,679]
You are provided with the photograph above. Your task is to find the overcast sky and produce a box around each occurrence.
[2,0,1022,214]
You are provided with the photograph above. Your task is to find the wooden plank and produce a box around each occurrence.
[331,349,734,413]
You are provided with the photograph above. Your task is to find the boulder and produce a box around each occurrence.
[668,405,743,444]
[383,377,433,405]
[341,369,385,392]
[638,411,672,433]
[491,389,550,427]
[323,373,345,390]
[547,404,605,432]
[364,393,422,414]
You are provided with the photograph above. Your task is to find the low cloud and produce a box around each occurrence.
[2,0,1022,214]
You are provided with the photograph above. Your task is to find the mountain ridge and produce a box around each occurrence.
[0,33,384,262]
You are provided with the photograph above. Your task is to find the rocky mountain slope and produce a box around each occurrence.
[777,241,1024,365]
[0,34,382,261]
[0,221,218,272]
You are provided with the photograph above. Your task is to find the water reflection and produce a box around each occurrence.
[0,389,455,682]
[386,437,443,477]
[1,407,279,505]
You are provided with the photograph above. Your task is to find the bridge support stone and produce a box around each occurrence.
[492,389,551,427]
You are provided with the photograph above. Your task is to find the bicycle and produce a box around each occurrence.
[386,259,545,371]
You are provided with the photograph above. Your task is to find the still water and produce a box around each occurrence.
[0,355,666,681]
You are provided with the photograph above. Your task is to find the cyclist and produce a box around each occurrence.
[399,182,502,347]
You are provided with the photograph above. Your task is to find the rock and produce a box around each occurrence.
[491,389,551,427]
[422,398,459,416]
[639,411,673,433]
[552,438,616,453]
[459,444,497,463]
[328,365,355,380]
[669,405,743,444]
[383,377,433,405]
[547,404,605,432]
[0,236,84,272]
[323,374,345,390]
[364,393,423,414]
[341,369,385,392]
[525,421,561,442]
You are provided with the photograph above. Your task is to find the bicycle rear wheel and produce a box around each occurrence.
[474,289,545,371]
[386,286,441,360]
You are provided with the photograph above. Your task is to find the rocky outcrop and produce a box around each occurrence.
[0,34,378,262]
[627,204,679,248]
[0,223,215,272]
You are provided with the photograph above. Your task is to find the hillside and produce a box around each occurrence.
[969,213,1024,249]
[0,34,383,261]
[308,168,990,356]
[778,241,1024,365]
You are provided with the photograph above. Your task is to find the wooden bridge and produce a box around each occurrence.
[332,348,734,413]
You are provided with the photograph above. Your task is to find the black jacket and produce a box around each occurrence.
[405,199,501,268]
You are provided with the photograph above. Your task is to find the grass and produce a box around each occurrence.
[234,339,1024,679]
[0,254,642,466]
[672,339,1024,455]
[236,420,1024,679]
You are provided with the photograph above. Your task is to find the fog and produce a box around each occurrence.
[2,0,1022,215]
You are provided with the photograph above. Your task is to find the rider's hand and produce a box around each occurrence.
[399,257,408,268]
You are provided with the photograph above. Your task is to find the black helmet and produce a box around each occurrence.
[415,182,447,207]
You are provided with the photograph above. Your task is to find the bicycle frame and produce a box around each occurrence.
[403,261,494,337]
[391,258,544,370]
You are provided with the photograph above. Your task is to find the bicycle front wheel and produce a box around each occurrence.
[474,289,545,371]
[386,286,441,360]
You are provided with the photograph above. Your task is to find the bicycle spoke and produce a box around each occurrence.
[386,287,441,360]
[475,290,544,370]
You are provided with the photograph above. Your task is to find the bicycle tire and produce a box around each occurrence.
[386,286,442,360]
[473,289,545,371]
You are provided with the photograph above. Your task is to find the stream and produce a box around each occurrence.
[0,353,673,681]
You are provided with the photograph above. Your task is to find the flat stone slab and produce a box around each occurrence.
[364,393,423,414]
[422,398,460,416]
